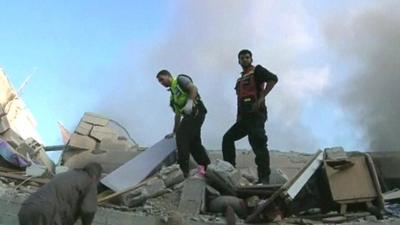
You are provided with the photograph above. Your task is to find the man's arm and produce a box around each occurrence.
[254,65,278,108]
[80,183,97,225]
[186,83,199,104]
[173,113,181,134]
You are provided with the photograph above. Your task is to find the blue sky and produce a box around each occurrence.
[0,1,382,152]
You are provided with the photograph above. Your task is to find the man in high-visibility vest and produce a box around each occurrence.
[222,49,278,184]
[157,70,210,177]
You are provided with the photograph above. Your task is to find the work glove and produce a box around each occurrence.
[165,133,175,139]
[182,99,194,115]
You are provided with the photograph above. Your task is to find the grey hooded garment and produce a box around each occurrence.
[18,163,101,225]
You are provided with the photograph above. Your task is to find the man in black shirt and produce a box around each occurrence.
[222,49,278,184]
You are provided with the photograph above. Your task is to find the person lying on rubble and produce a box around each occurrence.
[18,162,103,225]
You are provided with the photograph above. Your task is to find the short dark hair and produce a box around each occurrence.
[83,162,103,178]
[238,49,252,59]
[156,70,172,78]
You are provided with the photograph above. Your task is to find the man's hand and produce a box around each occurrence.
[252,97,265,111]
[165,133,175,139]
[182,99,194,115]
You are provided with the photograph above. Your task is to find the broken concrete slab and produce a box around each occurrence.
[160,164,184,187]
[0,116,10,134]
[75,121,93,136]
[1,129,24,148]
[68,133,97,151]
[89,126,118,142]
[101,138,176,192]
[82,112,109,126]
[142,178,167,198]
[178,176,207,216]
[25,164,47,177]
[206,160,241,195]
[324,146,347,160]
[98,137,137,153]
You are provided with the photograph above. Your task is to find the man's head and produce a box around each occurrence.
[238,49,253,69]
[156,70,173,87]
[83,162,103,181]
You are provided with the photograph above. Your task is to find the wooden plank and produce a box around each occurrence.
[178,176,206,216]
[325,155,377,202]
[97,177,150,203]
[0,171,49,185]
[101,138,176,192]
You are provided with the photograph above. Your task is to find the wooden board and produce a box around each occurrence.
[325,155,377,202]
[101,138,176,192]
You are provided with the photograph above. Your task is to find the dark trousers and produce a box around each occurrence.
[222,114,270,179]
[176,105,210,175]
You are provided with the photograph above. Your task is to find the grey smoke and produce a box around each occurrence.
[98,1,324,151]
[323,0,400,151]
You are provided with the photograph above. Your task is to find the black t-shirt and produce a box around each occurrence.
[235,65,278,117]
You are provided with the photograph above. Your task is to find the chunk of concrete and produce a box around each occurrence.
[89,126,118,142]
[81,112,109,126]
[75,121,93,136]
[55,166,69,174]
[206,160,241,195]
[98,137,137,152]
[142,178,167,198]
[1,129,24,148]
[68,133,96,151]
[24,138,55,174]
[178,176,207,216]
[160,164,184,187]
[324,146,347,160]
[26,164,48,177]
[0,116,10,134]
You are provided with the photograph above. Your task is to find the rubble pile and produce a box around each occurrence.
[0,111,399,224]
[61,112,141,173]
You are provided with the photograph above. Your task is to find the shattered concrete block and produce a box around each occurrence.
[324,146,347,160]
[206,160,241,195]
[0,116,10,134]
[178,176,206,216]
[81,112,109,126]
[68,133,96,151]
[55,166,69,174]
[75,121,93,136]
[122,193,147,207]
[24,138,55,173]
[89,125,118,142]
[26,164,48,177]
[1,129,24,148]
[209,196,248,219]
[160,164,184,187]
[142,177,167,198]
[98,137,137,152]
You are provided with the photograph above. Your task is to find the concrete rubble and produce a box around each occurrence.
[0,104,399,224]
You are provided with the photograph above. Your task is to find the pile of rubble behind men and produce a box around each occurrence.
[1,111,400,225]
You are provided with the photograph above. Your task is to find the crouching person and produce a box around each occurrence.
[18,162,102,225]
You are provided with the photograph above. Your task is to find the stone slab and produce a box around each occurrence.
[101,138,176,192]
[178,176,206,216]
[68,133,97,151]
[82,112,109,126]
[75,121,93,136]
[90,125,118,141]
[0,115,10,134]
